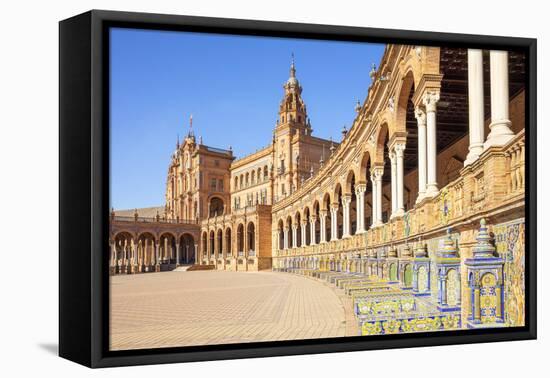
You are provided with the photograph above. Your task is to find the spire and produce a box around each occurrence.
[290,52,296,78]
[286,53,299,87]
[188,114,194,137]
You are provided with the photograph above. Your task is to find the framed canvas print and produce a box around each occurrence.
[59,10,536,368]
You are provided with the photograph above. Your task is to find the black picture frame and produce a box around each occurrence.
[59,9,537,368]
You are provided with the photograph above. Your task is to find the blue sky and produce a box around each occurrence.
[110,28,384,210]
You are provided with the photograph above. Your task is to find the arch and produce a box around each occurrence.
[286,215,293,247]
[303,206,311,245]
[373,122,390,165]
[277,219,284,250]
[224,227,232,256]
[179,233,195,264]
[332,182,343,203]
[113,231,134,271]
[159,232,177,264]
[344,170,356,195]
[209,196,224,217]
[295,211,302,247]
[136,232,156,268]
[395,70,416,135]
[201,231,207,254]
[251,170,256,185]
[216,229,223,255]
[209,230,215,256]
[403,264,413,287]
[389,262,398,281]
[358,150,372,184]
[237,223,244,253]
[247,222,256,252]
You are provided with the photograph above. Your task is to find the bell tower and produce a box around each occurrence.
[272,55,313,201]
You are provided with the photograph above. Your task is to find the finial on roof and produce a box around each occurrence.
[355,100,361,113]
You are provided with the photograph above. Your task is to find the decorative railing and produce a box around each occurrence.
[112,215,198,224]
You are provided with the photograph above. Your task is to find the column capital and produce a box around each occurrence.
[372,166,384,180]
[422,91,440,112]
[394,142,406,157]
[319,209,328,218]
[301,220,308,227]
[355,183,367,195]
[309,215,318,223]
[414,106,426,124]
[342,194,352,205]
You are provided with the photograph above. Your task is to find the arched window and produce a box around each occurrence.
[247,222,255,252]
[209,197,224,217]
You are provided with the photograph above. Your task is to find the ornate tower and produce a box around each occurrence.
[272,55,313,201]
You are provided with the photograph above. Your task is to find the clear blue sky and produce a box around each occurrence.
[110,27,384,210]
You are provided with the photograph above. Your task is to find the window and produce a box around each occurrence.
[210,178,217,191]
[214,160,220,167]
[218,179,224,191]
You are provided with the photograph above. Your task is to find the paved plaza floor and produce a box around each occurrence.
[110,271,354,351]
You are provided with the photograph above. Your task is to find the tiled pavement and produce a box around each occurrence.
[110,271,352,351]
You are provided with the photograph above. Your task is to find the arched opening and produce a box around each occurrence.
[209,230,215,256]
[209,197,224,217]
[278,220,284,250]
[159,232,176,265]
[237,224,244,253]
[376,124,391,223]
[224,227,232,256]
[303,207,311,245]
[137,232,156,269]
[295,212,302,247]
[286,216,293,248]
[312,201,320,244]
[247,222,255,253]
[322,193,331,242]
[179,233,195,264]
[334,184,343,239]
[345,171,357,235]
[114,232,133,273]
[216,229,223,256]
[201,232,207,256]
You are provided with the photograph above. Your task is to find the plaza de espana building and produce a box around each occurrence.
[110,44,526,333]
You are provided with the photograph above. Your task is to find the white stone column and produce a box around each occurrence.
[373,167,384,226]
[301,221,307,246]
[370,173,378,228]
[395,142,406,216]
[292,225,298,248]
[389,151,397,217]
[283,226,289,249]
[465,49,485,166]
[110,241,116,268]
[175,243,180,266]
[330,204,339,240]
[155,242,160,266]
[355,183,366,233]
[320,210,328,243]
[485,50,514,148]
[342,195,352,238]
[423,91,440,197]
[415,107,427,203]
[310,216,317,245]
